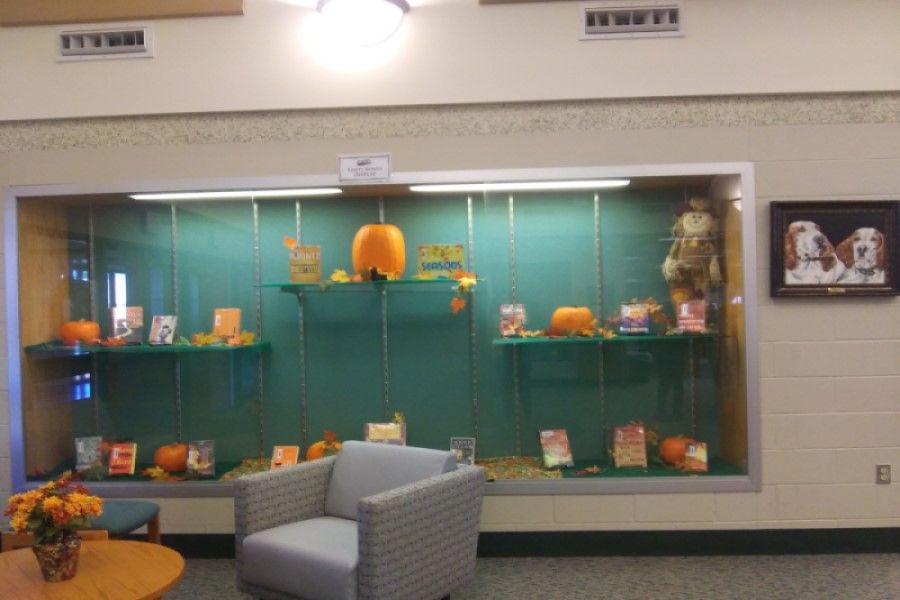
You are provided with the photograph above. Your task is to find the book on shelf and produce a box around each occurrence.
[148,315,177,345]
[270,445,300,470]
[187,440,216,477]
[364,422,407,446]
[417,244,465,279]
[289,245,322,283]
[676,300,706,333]
[212,308,241,338]
[74,435,103,472]
[618,303,649,335]
[450,437,476,466]
[538,428,574,469]
[110,306,143,344]
[108,441,137,476]
[499,303,527,337]
[612,424,647,468]
[683,442,708,472]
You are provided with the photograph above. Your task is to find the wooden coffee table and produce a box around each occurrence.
[0,540,185,599]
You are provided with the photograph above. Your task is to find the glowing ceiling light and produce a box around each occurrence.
[130,188,343,201]
[409,180,631,193]
[317,0,409,47]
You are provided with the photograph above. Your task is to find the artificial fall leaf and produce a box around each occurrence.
[451,270,477,281]
[456,277,477,293]
[323,429,338,444]
[450,297,468,314]
[99,336,126,347]
[392,411,405,424]
[329,268,350,283]
[283,235,298,250]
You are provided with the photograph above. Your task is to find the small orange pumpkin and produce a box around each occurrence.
[60,319,101,346]
[548,306,596,336]
[659,435,697,465]
[153,442,189,473]
[351,223,406,281]
[306,430,342,461]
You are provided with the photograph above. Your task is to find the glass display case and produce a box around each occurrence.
[8,164,757,496]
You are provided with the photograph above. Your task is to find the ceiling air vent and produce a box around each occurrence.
[57,23,154,61]
[580,0,682,40]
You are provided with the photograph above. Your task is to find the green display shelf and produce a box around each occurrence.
[558,457,743,479]
[493,333,715,346]
[264,278,476,294]
[24,341,271,358]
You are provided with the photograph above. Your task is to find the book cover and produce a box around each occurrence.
[450,437,476,466]
[270,445,300,470]
[683,442,709,472]
[676,300,707,333]
[364,422,407,446]
[417,244,465,279]
[212,308,241,338]
[289,245,322,283]
[187,440,216,477]
[499,303,527,337]
[148,315,177,345]
[538,429,574,469]
[74,435,103,472]
[110,306,143,344]
[612,425,647,468]
[107,441,137,476]
[618,303,649,335]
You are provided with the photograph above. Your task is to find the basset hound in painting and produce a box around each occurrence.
[835,227,887,284]
[783,220,845,284]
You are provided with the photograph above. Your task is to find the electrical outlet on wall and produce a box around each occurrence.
[876,465,891,484]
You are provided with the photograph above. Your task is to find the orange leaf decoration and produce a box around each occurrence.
[283,235,298,250]
[323,429,338,444]
[450,297,467,314]
[451,270,477,280]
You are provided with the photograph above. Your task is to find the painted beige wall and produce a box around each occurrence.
[1,96,898,532]
[1,0,899,120]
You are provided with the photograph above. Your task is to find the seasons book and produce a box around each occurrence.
[108,441,137,476]
[417,244,465,279]
[270,445,300,470]
[110,306,143,344]
[450,437,476,466]
[187,440,216,477]
[74,435,103,472]
[538,428,574,469]
[364,422,407,446]
[148,315,177,345]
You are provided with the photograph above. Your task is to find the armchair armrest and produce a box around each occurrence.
[233,456,336,567]
[357,465,485,600]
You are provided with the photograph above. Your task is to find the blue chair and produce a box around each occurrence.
[90,500,161,544]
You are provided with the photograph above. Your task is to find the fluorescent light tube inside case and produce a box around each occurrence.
[130,189,343,201]
[409,180,631,193]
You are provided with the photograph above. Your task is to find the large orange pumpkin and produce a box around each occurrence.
[351,223,406,281]
[153,442,189,472]
[305,430,342,461]
[548,306,596,336]
[659,435,697,465]
[60,319,101,346]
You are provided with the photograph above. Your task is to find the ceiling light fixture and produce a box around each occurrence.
[409,180,631,193]
[130,188,343,201]
[316,0,409,47]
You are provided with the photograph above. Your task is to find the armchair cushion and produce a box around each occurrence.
[242,516,359,600]
[325,441,457,521]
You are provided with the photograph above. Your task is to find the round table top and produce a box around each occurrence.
[0,540,185,599]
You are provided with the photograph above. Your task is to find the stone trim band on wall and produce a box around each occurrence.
[0,92,898,154]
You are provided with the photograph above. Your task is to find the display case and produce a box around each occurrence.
[7,163,757,496]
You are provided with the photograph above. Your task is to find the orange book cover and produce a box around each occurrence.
[107,442,137,476]
[270,445,300,470]
[212,308,241,338]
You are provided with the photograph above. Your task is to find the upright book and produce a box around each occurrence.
[417,244,465,279]
[74,435,103,472]
[212,308,241,338]
[108,441,138,476]
[270,445,300,470]
[676,300,707,333]
[148,315,177,345]
[538,429,574,469]
[110,306,143,344]
[364,422,407,446]
[499,303,527,337]
[612,424,648,468]
[187,440,216,477]
[450,437,476,466]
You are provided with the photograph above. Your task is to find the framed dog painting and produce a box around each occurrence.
[770,201,899,297]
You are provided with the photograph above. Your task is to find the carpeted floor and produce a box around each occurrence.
[167,553,900,599]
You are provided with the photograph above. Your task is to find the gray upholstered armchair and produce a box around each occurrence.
[234,441,485,600]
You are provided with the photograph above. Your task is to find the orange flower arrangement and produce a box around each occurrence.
[4,472,103,545]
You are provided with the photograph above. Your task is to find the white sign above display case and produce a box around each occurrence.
[338,153,392,182]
